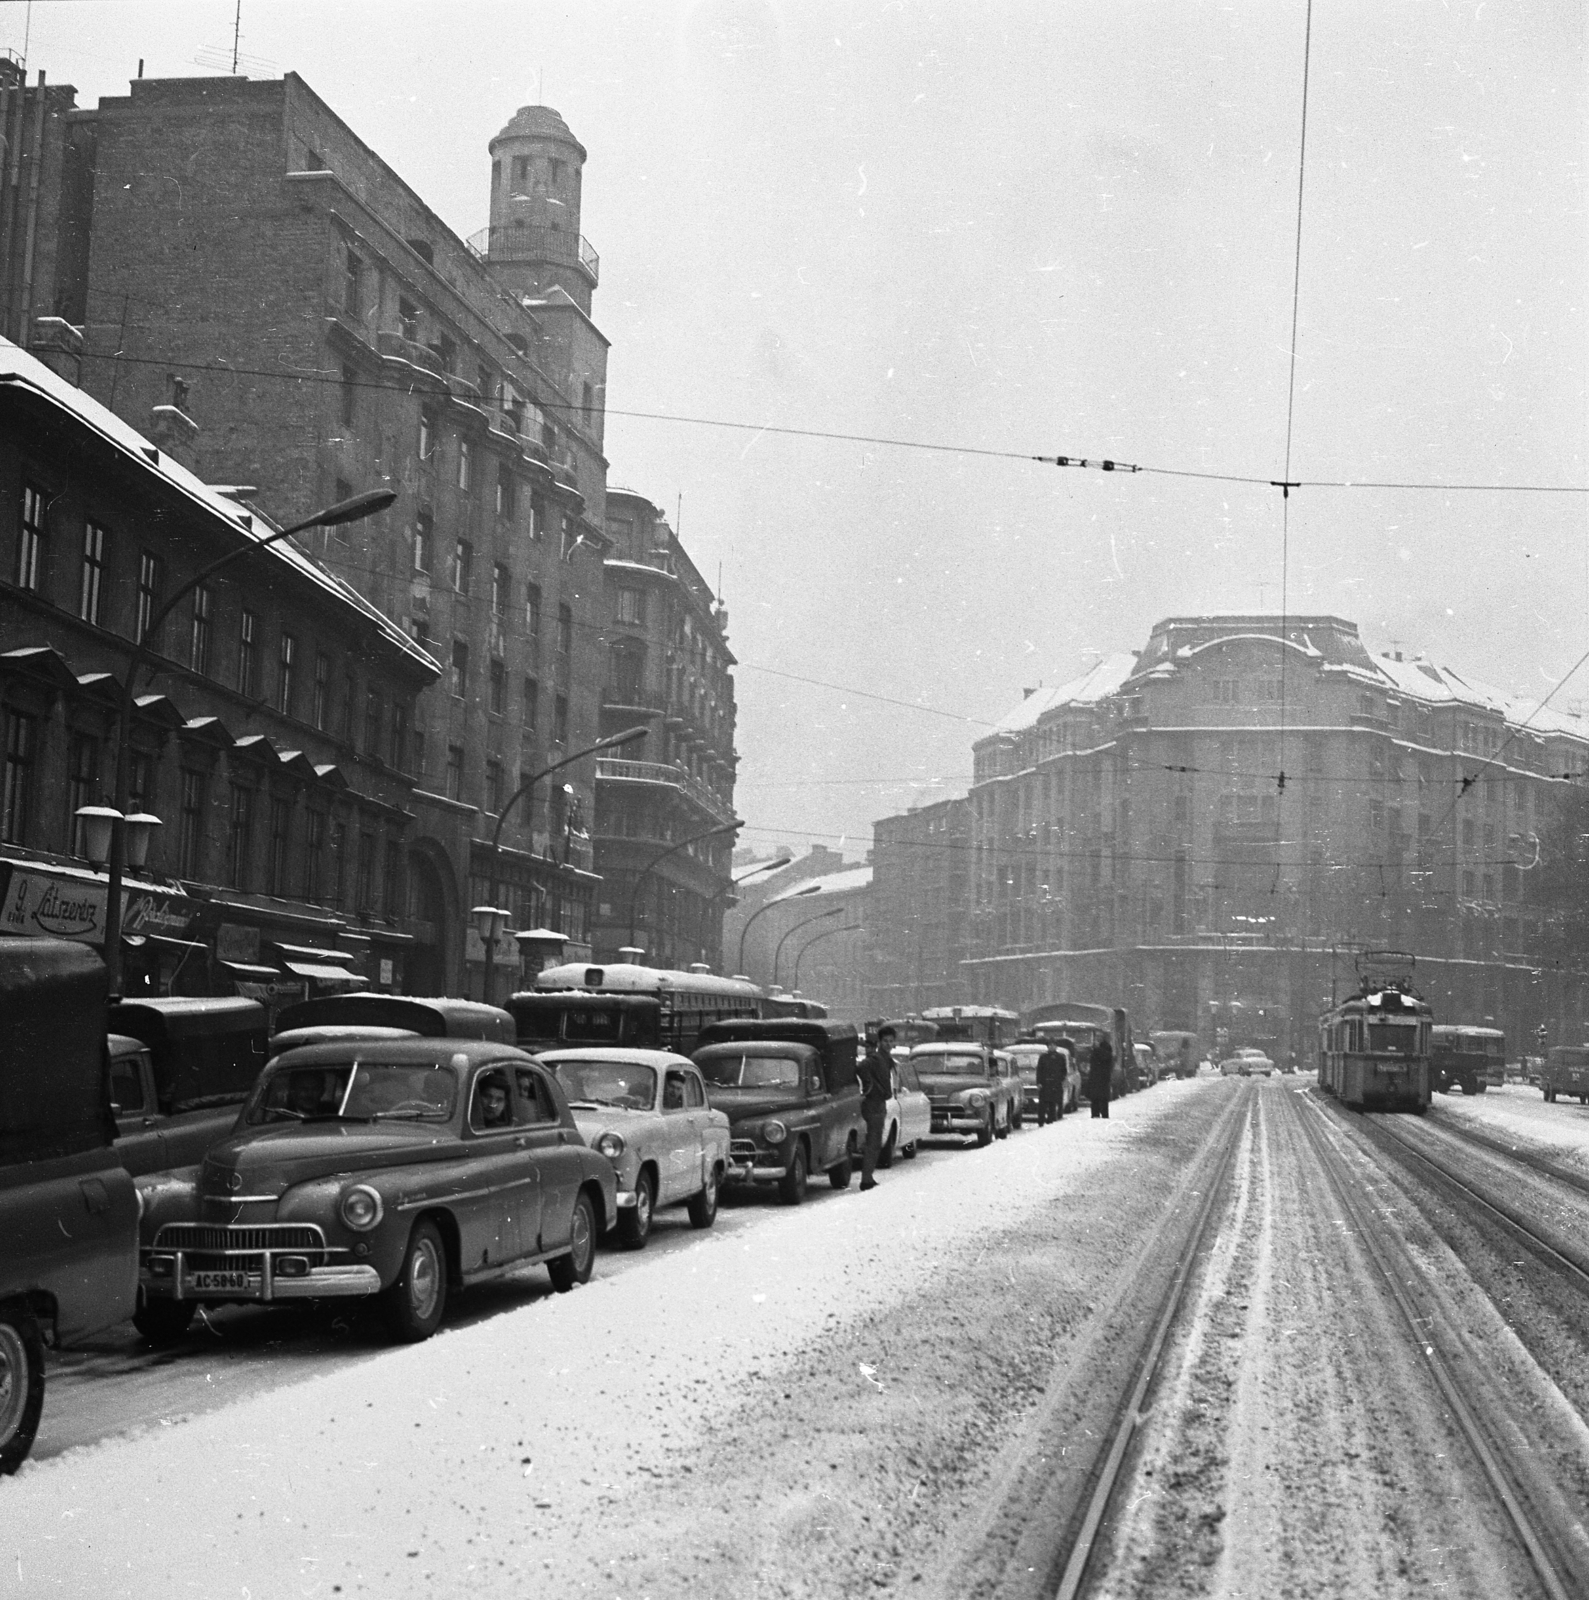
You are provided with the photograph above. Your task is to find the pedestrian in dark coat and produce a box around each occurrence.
[858,1026,894,1190]
[1087,1036,1114,1119]
[1036,1042,1069,1125]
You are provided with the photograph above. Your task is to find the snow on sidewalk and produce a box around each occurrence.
[4,1082,1209,1599]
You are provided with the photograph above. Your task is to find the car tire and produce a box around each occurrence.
[878,1125,896,1170]
[976,1119,993,1148]
[829,1136,857,1190]
[132,1292,196,1346]
[380,1218,448,1342]
[901,1138,918,1160]
[0,1306,45,1477]
[1012,1103,1024,1130]
[687,1165,719,1229]
[548,1192,596,1292]
[779,1144,809,1206]
[617,1168,655,1250]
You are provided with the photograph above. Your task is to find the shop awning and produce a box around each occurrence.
[219,960,281,981]
[280,959,367,985]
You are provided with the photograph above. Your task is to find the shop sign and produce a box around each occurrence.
[123,889,199,939]
[1,869,105,941]
[217,922,262,963]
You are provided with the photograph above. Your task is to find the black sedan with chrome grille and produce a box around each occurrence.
[133,1038,616,1345]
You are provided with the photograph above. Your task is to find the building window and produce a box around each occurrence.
[66,733,99,857]
[452,539,472,594]
[388,700,409,773]
[554,693,569,746]
[383,839,401,918]
[446,744,465,802]
[413,509,433,572]
[340,364,357,427]
[418,407,436,460]
[581,380,594,427]
[268,797,291,896]
[450,640,468,699]
[496,468,516,520]
[525,582,542,648]
[304,810,324,902]
[523,676,539,734]
[529,494,546,541]
[341,673,357,742]
[226,784,254,890]
[431,334,455,375]
[80,521,106,624]
[178,769,205,878]
[189,584,212,676]
[313,651,330,730]
[457,438,472,492]
[16,483,44,592]
[330,819,346,908]
[411,729,425,782]
[560,518,578,561]
[364,688,383,756]
[127,750,152,815]
[557,602,572,659]
[486,759,504,815]
[343,248,363,315]
[136,551,164,646]
[610,638,645,704]
[616,586,644,626]
[489,659,506,716]
[399,297,419,342]
[277,633,297,716]
[356,832,375,911]
[238,609,258,697]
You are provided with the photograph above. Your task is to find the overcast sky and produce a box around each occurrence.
[11,0,1585,857]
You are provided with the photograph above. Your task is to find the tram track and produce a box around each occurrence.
[1298,1094,1589,1600]
[1425,1105,1589,1200]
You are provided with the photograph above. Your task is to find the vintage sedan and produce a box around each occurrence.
[134,1038,616,1344]
[911,1043,1015,1146]
[535,1049,730,1247]
[877,1054,932,1167]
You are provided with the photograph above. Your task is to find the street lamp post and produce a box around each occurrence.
[792,920,860,993]
[479,725,649,1004]
[101,487,397,1000]
[695,881,740,966]
[735,880,820,976]
[626,817,742,960]
[772,904,847,989]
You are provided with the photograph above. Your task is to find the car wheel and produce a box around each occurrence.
[878,1125,896,1170]
[1012,1103,1024,1130]
[548,1192,597,1292]
[617,1167,655,1250]
[778,1144,808,1206]
[132,1292,196,1346]
[380,1218,448,1342]
[829,1135,857,1190]
[976,1118,993,1148]
[687,1165,719,1229]
[902,1138,919,1160]
[0,1307,45,1476]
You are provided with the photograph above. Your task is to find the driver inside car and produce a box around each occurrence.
[473,1074,512,1129]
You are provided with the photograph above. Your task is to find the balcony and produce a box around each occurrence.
[376,330,447,378]
[465,225,599,287]
[596,757,735,826]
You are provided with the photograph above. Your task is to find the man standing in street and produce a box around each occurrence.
[858,1025,894,1191]
[1037,1040,1069,1125]
[1087,1035,1114,1119]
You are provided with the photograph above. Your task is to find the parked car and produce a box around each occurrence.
[1005,1040,1080,1115]
[1219,1056,1248,1077]
[271,993,514,1051]
[536,1048,730,1246]
[878,1053,932,1166]
[1540,1045,1589,1105]
[991,1049,1028,1127]
[691,1019,865,1204]
[911,1042,1015,1145]
[1,939,139,1474]
[1241,1052,1275,1077]
[105,996,269,1177]
[134,1038,615,1344]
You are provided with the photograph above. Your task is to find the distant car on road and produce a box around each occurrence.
[135,1038,616,1345]
[1238,1051,1275,1077]
[911,1043,1015,1146]
[1219,1057,1249,1078]
[537,1049,730,1246]
[1005,1041,1080,1115]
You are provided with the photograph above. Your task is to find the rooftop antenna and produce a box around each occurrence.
[231,0,242,73]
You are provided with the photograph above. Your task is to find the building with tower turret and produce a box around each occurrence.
[14,68,736,1000]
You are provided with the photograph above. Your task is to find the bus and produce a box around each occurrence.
[920,1005,1019,1048]
[1429,1024,1503,1096]
[515,962,762,1057]
[1020,1001,1137,1094]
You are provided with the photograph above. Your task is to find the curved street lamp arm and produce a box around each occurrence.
[772,904,847,988]
[735,880,822,974]
[792,921,862,992]
[627,818,743,947]
[490,725,651,854]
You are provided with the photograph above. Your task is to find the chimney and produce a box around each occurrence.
[149,375,199,469]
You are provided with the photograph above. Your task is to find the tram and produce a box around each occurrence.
[1317,951,1432,1112]
[921,1005,1019,1048]
[515,962,762,1057]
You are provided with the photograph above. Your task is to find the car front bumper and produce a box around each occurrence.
[929,1109,988,1136]
[141,1250,383,1302]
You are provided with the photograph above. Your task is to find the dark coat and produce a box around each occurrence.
[858,1047,892,1112]
[1087,1038,1114,1100]
[1037,1048,1069,1097]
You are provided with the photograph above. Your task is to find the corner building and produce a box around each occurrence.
[34,71,734,992]
[931,615,1589,1061]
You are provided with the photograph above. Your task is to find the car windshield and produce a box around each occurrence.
[914,1052,988,1076]
[245,1061,458,1125]
[696,1052,803,1088]
[548,1060,656,1108]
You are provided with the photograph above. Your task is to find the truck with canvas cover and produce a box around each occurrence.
[0,938,139,1473]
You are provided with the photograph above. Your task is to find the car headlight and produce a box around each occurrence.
[966,1090,988,1109]
[761,1118,787,1145]
[595,1131,626,1160]
[339,1184,384,1231]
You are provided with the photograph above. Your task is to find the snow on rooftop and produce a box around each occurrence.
[769,864,872,902]
[990,652,1138,735]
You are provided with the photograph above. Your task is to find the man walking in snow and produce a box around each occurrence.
[1087,1036,1114,1119]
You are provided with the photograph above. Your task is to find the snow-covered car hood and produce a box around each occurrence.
[705,1085,811,1124]
[198,1121,459,1198]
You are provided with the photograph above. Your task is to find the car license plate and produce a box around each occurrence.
[189,1270,250,1292]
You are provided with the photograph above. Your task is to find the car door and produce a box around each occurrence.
[658,1066,696,1203]
[895,1058,930,1148]
[453,1065,531,1272]
[516,1063,586,1254]
[684,1068,723,1187]
[109,1045,168,1178]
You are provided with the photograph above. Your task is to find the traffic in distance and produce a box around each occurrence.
[0,940,1547,1474]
